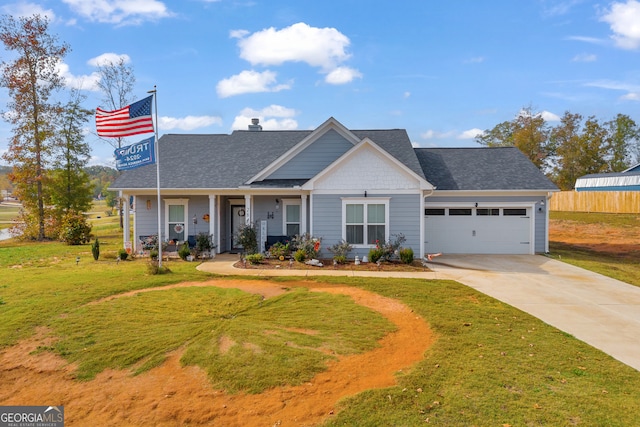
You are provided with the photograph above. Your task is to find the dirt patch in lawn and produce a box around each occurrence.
[0,279,434,426]
[549,218,640,258]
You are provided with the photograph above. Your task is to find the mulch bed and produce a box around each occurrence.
[233,258,430,272]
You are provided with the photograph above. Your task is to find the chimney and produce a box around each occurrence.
[248,117,262,131]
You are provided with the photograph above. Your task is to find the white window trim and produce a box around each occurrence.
[282,199,301,237]
[341,197,390,248]
[164,198,189,242]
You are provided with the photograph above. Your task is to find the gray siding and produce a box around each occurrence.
[425,195,548,253]
[268,129,353,179]
[312,193,421,259]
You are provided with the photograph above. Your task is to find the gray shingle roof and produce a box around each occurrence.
[112,128,425,189]
[414,147,558,191]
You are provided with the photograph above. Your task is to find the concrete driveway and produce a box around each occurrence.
[431,254,640,372]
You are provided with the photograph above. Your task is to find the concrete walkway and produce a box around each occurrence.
[198,254,640,372]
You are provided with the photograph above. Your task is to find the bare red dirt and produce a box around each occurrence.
[0,279,434,426]
[549,218,640,257]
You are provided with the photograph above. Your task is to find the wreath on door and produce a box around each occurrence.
[238,209,245,216]
[174,223,184,234]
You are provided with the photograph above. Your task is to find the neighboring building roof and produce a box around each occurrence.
[414,147,558,191]
[575,168,640,191]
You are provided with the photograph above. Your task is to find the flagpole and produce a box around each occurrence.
[148,86,162,267]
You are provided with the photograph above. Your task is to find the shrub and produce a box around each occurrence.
[178,242,191,260]
[117,248,129,261]
[245,253,264,264]
[59,211,92,245]
[195,233,215,256]
[291,233,322,259]
[235,223,258,255]
[149,249,159,260]
[374,233,407,262]
[327,239,353,261]
[368,247,384,264]
[399,247,414,264]
[269,241,290,259]
[333,255,347,264]
[293,249,306,262]
[91,238,100,260]
[147,260,171,275]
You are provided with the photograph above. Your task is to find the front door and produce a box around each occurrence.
[231,205,246,252]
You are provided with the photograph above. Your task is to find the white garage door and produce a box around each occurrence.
[424,207,532,254]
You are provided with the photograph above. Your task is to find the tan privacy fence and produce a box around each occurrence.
[549,191,640,213]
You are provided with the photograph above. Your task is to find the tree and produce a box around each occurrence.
[476,106,552,171]
[550,113,608,190]
[49,89,93,215]
[0,14,69,240]
[604,114,639,172]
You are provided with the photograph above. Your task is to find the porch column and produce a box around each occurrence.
[208,194,217,254]
[301,194,308,234]
[122,191,130,247]
[244,194,252,225]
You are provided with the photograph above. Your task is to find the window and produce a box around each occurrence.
[425,208,445,216]
[283,200,301,236]
[165,199,188,242]
[477,208,500,216]
[504,208,527,216]
[343,199,389,246]
[449,208,472,216]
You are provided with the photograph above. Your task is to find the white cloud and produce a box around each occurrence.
[621,92,640,101]
[420,130,456,140]
[464,56,486,64]
[231,105,298,131]
[232,22,362,83]
[601,0,640,50]
[403,91,411,99]
[61,0,173,25]
[1,2,55,20]
[87,53,131,67]
[236,22,351,69]
[572,53,597,62]
[540,111,561,122]
[458,128,484,140]
[324,66,362,85]
[216,70,291,98]
[56,61,101,91]
[566,35,607,45]
[159,115,222,131]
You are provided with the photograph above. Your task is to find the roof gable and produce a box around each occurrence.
[247,117,359,184]
[303,138,433,191]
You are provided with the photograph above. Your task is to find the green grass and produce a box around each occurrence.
[548,211,640,287]
[1,209,639,425]
[318,276,640,426]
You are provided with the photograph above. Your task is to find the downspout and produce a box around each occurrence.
[545,191,553,253]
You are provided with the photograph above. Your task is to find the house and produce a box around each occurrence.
[111,117,558,257]
[575,164,640,192]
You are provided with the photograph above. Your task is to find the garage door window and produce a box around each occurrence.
[477,208,500,216]
[449,208,472,216]
[425,208,445,215]
[504,208,527,216]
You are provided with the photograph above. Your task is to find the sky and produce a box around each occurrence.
[0,0,639,167]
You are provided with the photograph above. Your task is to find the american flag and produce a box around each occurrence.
[95,96,154,138]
